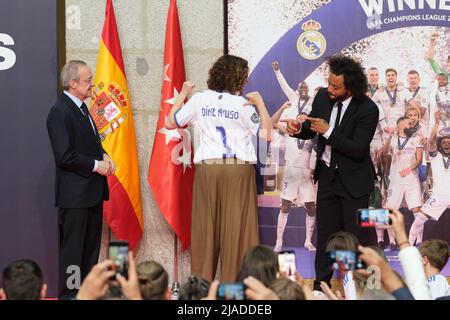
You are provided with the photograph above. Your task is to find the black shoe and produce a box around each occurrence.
[378,241,385,250]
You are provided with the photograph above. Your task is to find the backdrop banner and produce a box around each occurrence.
[0,0,59,296]
[228,0,450,277]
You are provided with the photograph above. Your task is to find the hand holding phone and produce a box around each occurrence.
[357,208,392,228]
[277,250,297,281]
[108,240,129,279]
[217,282,246,300]
[326,250,366,272]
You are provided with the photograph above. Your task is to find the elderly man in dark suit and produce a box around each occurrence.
[47,60,114,299]
[283,55,379,291]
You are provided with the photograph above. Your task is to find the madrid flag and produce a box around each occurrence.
[89,0,143,250]
[148,0,194,250]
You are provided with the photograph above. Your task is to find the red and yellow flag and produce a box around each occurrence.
[148,0,194,250]
[89,0,143,250]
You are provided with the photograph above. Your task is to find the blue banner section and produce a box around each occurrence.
[0,0,59,297]
[233,0,450,268]
[247,0,450,112]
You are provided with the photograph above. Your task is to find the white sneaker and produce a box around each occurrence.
[304,241,316,251]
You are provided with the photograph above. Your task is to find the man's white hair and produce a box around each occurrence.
[60,60,87,90]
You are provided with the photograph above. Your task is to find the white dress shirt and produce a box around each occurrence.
[321,96,352,166]
[398,246,432,300]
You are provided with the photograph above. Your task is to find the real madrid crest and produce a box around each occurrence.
[89,82,129,141]
[297,19,327,60]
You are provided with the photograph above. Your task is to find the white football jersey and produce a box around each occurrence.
[428,274,450,299]
[373,102,386,142]
[388,134,423,185]
[429,151,450,194]
[174,90,260,163]
[405,87,431,124]
[372,87,409,128]
[343,271,358,300]
[279,100,314,168]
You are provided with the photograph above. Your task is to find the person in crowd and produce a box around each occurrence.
[405,70,430,123]
[282,55,379,291]
[235,245,279,287]
[0,260,47,300]
[323,231,362,300]
[47,60,113,299]
[76,251,142,300]
[427,32,450,81]
[179,275,210,300]
[372,68,409,131]
[388,208,432,299]
[136,261,170,300]
[367,67,380,98]
[409,111,450,245]
[269,277,305,300]
[383,117,423,248]
[419,239,450,299]
[271,84,317,252]
[166,54,272,282]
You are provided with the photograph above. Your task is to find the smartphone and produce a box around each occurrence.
[217,282,246,300]
[326,250,366,271]
[108,240,129,279]
[357,208,392,228]
[277,250,297,281]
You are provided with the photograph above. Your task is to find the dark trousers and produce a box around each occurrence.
[58,203,103,299]
[313,162,376,291]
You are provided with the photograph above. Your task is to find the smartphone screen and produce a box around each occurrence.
[326,250,366,271]
[108,240,129,279]
[277,250,297,281]
[217,283,246,300]
[357,208,391,228]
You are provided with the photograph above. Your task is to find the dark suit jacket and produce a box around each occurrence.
[294,88,379,198]
[47,93,109,208]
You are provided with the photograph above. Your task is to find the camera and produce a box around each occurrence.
[217,282,246,300]
[326,250,366,271]
[357,208,392,228]
[108,240,129,279]
[277,250,297,281]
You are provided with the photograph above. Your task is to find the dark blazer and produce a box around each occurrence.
[47,93,109,208]
[294,88,379,198]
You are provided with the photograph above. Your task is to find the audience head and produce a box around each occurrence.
[0,259,46,300]
[207,54,249,95]
[269,278,305,300]
[419,239,450,273]
[136,261,169,300]
[236,245,279,287]
[326,231,360,251]
[179,275,210,300]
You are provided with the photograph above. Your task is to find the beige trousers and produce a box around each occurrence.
[190,160,260,282]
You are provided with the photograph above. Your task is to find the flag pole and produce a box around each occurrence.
[171,233,180,299]
[174,233,178,282]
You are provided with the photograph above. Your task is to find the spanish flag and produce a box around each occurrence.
[89,0,143,250]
